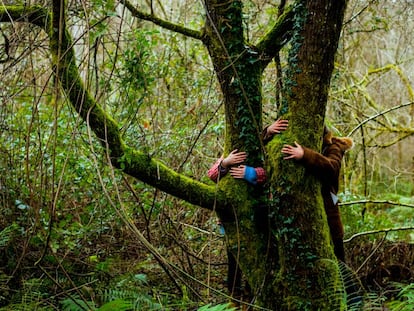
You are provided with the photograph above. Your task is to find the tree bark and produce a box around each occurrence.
[265,0,348,309]
[202,1,277,299]
[201,1,348,309]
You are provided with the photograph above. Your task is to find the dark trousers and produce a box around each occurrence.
[333,238,345,262]
[227,250,242,295]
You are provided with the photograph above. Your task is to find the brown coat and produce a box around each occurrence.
[300,131,353,243]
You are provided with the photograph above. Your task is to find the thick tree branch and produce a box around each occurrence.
[120,0,204,40]
[1,5,228,212]
[255,5,294,67]
[0,5,49,28]
[119,147,230,211]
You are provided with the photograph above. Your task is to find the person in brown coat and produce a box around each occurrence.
[281,127,353,261]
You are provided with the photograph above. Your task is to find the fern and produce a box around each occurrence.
[337,261,384,311]
[338,262,365,310]
[134,295,163,311]
[98,289,162,310]
[99,288,142,301]
[95,272,166,310]
[197,303,237,311]
[314,259,346,310]
[387,283,414,311]
[61,297,96,311]
[0,278,53,311]
[0,303,51,311]
[61,296,138,311]
[97,299,133,311]
[0,273,12,304]
[316,259,384,311]
[0,223,19,248]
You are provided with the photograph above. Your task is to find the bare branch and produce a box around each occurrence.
[255,5,294,66]
[0,5,50,29]
[120,0,204,40]
[344,226,414,243]
[368,131,414,148]
[0,28,12,63]
[347,101,414,137]
[340,199,414,209]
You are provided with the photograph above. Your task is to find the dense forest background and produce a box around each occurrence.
[0,0,413,310]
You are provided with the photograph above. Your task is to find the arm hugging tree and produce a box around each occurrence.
[0,1,349,310]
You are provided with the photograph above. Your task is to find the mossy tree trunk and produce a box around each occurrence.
[202,0,280,301]
[265,0,348,309]
[203,1,348,309]
[0,0,348,309]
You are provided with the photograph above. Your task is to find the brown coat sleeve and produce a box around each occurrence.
[299,137,353,244]
[300,142,344,190]
[300,136,353,189]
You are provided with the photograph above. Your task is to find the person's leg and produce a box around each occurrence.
[333,238,345,262]
[227,249,242,296]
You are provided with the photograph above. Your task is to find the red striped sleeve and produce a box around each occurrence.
[208,157,223,182]
[255,167,266,185]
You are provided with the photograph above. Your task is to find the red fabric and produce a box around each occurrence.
[207,157,266,185]
[255,167,266,185]
[207,157,225,182]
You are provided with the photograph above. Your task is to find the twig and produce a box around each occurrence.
[343,0,374,26]
[344,226,414,243]
[355,234,386,274]
[347,101,414,136]
[340,199,414,209]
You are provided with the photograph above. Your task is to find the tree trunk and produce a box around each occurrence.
[203,0,277,300]
[204,0,348,310]
[264,1,348,309]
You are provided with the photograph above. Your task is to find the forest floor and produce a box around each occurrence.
[1,221,413,310]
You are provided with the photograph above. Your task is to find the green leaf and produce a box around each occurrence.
[197,302,237,311]
[97,299,133,311]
